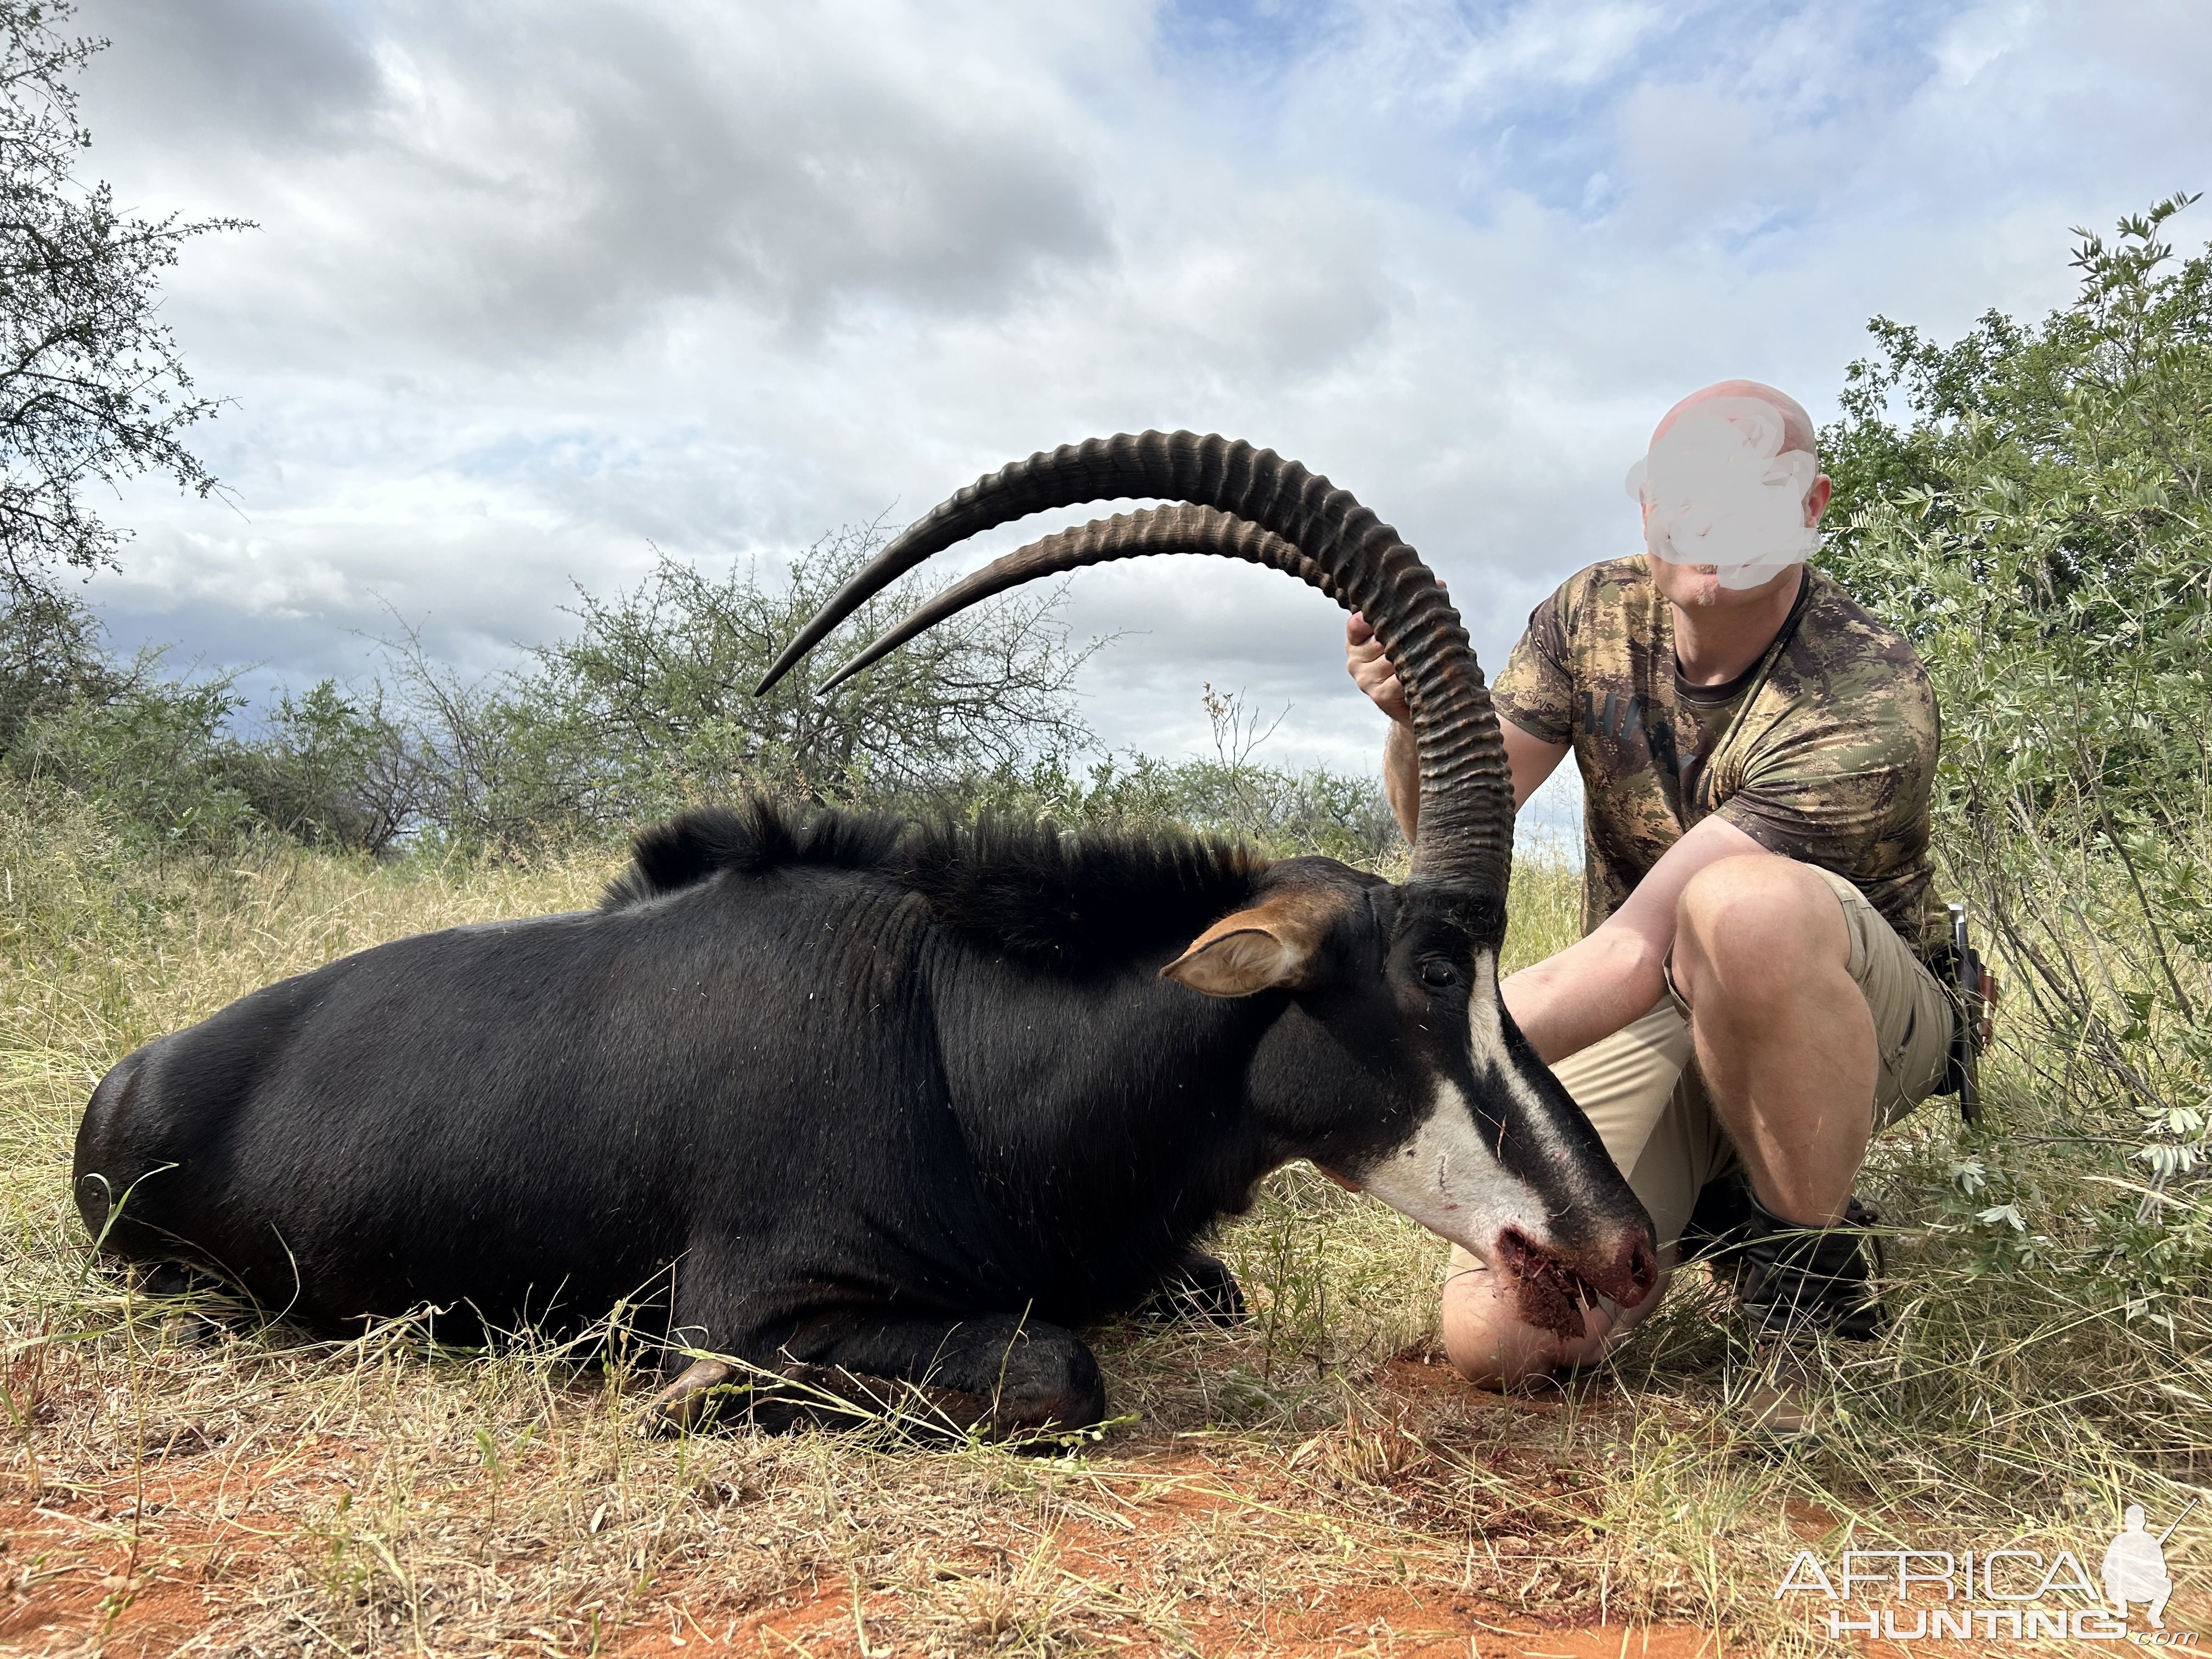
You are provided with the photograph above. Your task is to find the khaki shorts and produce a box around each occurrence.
[1451,865,1955,1277]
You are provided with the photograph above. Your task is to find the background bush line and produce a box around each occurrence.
[1,527,1401,868]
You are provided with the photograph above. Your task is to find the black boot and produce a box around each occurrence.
[1682,1178,1889,1341]
[1682,1180,1888,1440]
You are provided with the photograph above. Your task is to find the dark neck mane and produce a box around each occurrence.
[601,798,1267,968]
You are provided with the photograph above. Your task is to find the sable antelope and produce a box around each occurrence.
[75,432,1656,1436]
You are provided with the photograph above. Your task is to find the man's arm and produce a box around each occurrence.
[1347,612,1570,840]
[1499,812,1767,1064]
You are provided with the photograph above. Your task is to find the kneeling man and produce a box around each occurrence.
[1347,379,1965,1434]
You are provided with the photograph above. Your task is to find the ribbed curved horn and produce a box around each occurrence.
[820,505,1333,693]
[755,431,1511,890]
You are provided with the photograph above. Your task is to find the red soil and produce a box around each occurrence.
[2,1408,1727,1659]
[26,1357,2149,1657]
[2,1449,344,1657]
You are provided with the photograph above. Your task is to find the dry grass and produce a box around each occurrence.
[3,789,2208,1656]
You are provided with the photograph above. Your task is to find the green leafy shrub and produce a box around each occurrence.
[939,684,1399,865]
[1,591,426,856]
[8,644,256,851]
[223,681,427,855]
[1822,192,2212,1311]
[375,527,1398,862]
[377,526,1102,853]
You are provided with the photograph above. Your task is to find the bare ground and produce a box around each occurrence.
[0,1339,1780,1657]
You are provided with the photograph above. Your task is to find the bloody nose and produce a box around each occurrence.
[1596,1226,1660,1308]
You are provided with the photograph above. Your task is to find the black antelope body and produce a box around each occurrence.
[75,432,1656,1435]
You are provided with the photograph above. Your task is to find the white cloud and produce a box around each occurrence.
[1932,0,2034,87]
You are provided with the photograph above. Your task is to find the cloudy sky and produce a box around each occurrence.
[71,0,2212,815]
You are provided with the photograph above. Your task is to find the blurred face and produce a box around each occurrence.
[1638,381,1832,610]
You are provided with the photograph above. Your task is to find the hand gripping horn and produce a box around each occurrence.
[755,431,1513,893]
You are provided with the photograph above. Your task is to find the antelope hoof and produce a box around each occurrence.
[640,1357,743,1435]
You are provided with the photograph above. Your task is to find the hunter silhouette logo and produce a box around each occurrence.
[1775,1498,2198,1643]
[2105,1502,2192,1630]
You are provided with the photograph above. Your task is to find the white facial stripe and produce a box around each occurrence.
[1358,950,1599,1263]
[1465,949,1508,1071]
[1355,1071,1552,1264]
[1465,949,1584,1174]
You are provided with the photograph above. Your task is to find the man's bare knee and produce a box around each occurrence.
[1443,1312,1561,1390]
[1674,855,1846,1006]
[1440,1261,1662,1390]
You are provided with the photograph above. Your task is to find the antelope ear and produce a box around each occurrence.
[1160,893,1333,998]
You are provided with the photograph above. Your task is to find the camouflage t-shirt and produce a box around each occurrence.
[1492,557,1942,953]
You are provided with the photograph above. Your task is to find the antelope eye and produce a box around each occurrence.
[1418,959,1459,989]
